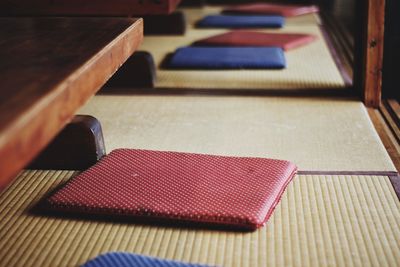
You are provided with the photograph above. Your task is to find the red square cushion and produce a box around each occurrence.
[224,3,319,17]
[45,149,297,231]
[193,31,317,51]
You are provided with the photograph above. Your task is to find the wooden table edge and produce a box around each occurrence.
[0,18,143,190]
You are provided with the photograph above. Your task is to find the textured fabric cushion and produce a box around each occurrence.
[167,47,286,69]
[193,31,317,51]
[197,15,284,28]
[82,252,211,267]
[46,149,297,231]
[224,3,319,17]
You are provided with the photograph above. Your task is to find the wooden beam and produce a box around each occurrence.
[357,0,386,107]
[0,0,182,16]
[0,18,143,190]
[368,108,400,172]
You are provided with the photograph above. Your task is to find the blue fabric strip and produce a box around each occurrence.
[167,47,286,69]
[197,15,284,28]
[82,252,212,267]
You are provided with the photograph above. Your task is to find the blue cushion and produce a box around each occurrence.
[167,47,286,69]
[81,252,212,267]
[197,15,284,28]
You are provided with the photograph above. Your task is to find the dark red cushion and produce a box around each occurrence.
[193,30,317,51]
[224,3,319,17]
[45,149,297,231]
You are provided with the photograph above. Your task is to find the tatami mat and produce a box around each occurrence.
[141,7,344,90]
[180,6,322,28]
[79,95,395,172]
[0,170,398,267]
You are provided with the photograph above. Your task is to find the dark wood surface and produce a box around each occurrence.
[381,100,400,143]
[180,0,205,7]
[382,0,399,99]
[319,0,386,107]
[354,0,386,107]
[363,0,385,107]
[104,51,156,89]
[0,17,143,190]
[387,99,400,121]
[28,115,106,170]
[0,0,181,16]
[144,11,186,35]
[368,108,400,172]
[319,24,352,87]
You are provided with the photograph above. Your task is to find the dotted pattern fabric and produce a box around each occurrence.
[193,31,317,51]
[46,149,297,230]
[82,252,213,267]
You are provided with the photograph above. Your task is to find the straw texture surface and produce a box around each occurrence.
[141,7,344,89]
[181,6,321,27]
[0,170,398,267]
[79,95,396,171]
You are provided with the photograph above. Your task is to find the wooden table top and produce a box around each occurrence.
[0,17,143,190]
[0,0,181,16]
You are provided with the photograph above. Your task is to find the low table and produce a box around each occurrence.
[0,17,143,189]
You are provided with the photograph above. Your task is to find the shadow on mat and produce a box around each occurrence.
[98,86,356,99]
[29,180,256,233]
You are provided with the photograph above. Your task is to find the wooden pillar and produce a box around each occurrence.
[355,0,386,108]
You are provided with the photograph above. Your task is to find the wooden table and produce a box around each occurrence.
[0,0,182,15]
[0,17,143,190]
